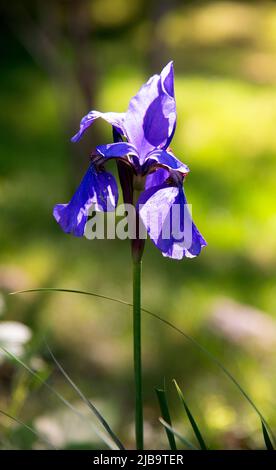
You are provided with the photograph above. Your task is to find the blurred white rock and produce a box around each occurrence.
[0,321,32,362]
[34,400,118,449]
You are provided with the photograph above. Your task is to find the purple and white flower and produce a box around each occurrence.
[53,62,206,259]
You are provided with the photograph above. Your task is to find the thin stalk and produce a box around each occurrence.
[133,260,143,450]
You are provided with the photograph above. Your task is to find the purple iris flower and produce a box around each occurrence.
[53,62,206,260]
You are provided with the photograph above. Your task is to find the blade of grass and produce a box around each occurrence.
[155,387,177,450]
[0,345,118,450]
[10,287,276,446]
[45,342,125,450]
[262,420,274,450]
[0,409,57,449]
[159,418,198,450]
[173,379,207,450]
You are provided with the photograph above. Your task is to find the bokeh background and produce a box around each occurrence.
[1,0,276,450]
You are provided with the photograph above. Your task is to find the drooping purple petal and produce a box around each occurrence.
[124,62,176,161]
[144,149,189,176]
[163,221,207,260]
[137,183,177,254]
[53,164,118,237]
[137,183,206,259]
[71,111,126,143]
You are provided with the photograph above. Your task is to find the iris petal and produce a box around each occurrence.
[124,62,176,161]
[71,63,176,164]
[145,168,169,189]
[96,142,138,159]
[144,149,189,175]
[137,183,206,259]
[71,111,126,143]
[53,164,118,236]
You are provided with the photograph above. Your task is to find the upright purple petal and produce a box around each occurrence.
[124,62,176,161]
[71,111,126,143]
[53,165,118,236]
[137,183,206,259]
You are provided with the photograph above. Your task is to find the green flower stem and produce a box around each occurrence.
[133,259,143,450]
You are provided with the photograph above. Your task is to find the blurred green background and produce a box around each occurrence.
[0,0,276,450]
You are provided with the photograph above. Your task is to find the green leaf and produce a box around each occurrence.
[0,345,118,450]
[262,420,274,450]
[159,418,197,450]
[10,287,276,447]
[0,409,56,449]
[173,380,207,450]
[45,342,125,450]
[156,387,177,450]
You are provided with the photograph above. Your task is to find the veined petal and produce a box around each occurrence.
[137,183,177,254]
[144,149,189,175]
[125,61,176,161]
[137,183,206,259]
[96,142,138,159]
[71,111,126,143]
[163,221,207,260]
[53,164,118,236]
